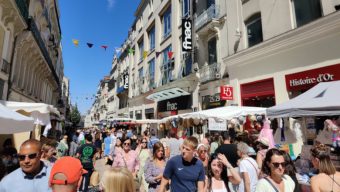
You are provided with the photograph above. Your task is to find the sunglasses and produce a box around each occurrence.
[272,162,286,168]
[199,150,207,153]
[142,141,147,144]
[123,143,131,146]
[18,153,39,161]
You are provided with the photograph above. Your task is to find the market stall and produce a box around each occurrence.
[0,103,34,134]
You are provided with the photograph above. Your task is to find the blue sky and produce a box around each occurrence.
[59,0,138,114]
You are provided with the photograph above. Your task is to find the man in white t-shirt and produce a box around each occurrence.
[237,142,259,192]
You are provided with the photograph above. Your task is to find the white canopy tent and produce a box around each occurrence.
[267,81,340,118]
[0,100,61,139]
[0,103,34,134]
[160,106,266,122]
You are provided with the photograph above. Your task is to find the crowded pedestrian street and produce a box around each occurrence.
[1,0,340,192]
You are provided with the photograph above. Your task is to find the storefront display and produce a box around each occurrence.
[241,78,275,107]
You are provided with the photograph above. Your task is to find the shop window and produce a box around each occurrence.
[162,7,171,40]
[182,0,190,18]
[208,37,217,65]
[246,13,263,47]
[148,58,155,88]
[161,45,172,85]
[148,26,155,51]
[292,0,322,27]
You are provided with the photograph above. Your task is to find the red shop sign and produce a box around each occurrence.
[220,86,233,100]
[285,64,340,91]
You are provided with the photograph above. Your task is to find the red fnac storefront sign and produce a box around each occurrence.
[285,64,340,91]
[220,86,233,100]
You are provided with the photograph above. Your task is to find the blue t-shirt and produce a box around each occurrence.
[163,155,205,192]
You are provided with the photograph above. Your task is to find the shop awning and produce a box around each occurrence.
[135,119,160,124]
[146,88,190,102]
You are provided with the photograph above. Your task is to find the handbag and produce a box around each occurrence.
[90,170,100,187]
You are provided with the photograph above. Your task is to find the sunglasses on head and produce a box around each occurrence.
[17,153,39,161]
[272,162,286,168]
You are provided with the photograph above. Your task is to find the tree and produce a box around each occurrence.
[70,104,81,127]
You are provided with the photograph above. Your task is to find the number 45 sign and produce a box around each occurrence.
[220,85,233,100]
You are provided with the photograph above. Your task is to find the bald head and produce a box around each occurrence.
[20,139,42,151]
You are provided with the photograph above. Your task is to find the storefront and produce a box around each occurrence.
[157,95,192,119]
[240,78,276,107]
[201,93,226,110]
[285,63,340,98]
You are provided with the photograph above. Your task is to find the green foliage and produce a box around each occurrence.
[70,104,81,126]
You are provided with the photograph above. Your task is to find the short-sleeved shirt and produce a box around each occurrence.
[167,138,182,159]
[239,157,259,192]
[255,175,295,192]
[0,161,52,192]
[77,143,96,169]
[163,155,205,192]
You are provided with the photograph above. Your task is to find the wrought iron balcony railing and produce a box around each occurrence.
[195,4,220,30]
[28,17,60,86]
[15,0,29,22]
[199,62,221,83]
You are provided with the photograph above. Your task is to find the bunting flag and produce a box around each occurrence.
[87,43,94,48]
[156,52,161,57]
[101,45,108,50]
[72,39,79,47]
[143,51,148,59]
[128,48,135,54]
[168,51,173,59]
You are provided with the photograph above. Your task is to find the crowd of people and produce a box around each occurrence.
[0,125,340,192]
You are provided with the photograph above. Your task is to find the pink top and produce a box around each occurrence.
[113,149,140,173]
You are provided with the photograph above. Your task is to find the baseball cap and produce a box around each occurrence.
[49,157,87,186]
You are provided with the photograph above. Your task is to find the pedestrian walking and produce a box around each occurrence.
[158,136,205,192]
[0,139,52,192]
[76,134,97,192]
[255,149,295,192]
[56,135,69,158]
[144,142,166,192]
[100,167,135,192]
[49,156,87,192]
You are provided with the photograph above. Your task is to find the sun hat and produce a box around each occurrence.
[257,137,270,147]
[49,156,87,186]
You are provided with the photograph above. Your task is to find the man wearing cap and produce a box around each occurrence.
[49,156,87,192]
[0,139,52,192]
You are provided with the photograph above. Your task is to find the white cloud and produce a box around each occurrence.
[107,0,115,8]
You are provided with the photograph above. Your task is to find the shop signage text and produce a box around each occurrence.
[123,74,129,89]
[285,64,340,91]
[220,86,233,100]
[182,19,192,52]
[158,95,192,112]
[202,93,226,110]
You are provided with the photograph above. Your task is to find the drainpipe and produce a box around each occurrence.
[6,29,28,100]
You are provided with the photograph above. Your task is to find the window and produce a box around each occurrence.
[149,58,155,87]
[182,0,190,17]
[162,7,171,39]
[138,40,144,61]
[292,0,322,27]
[138,67,144,79]
[208,37,217,65]
[0,78,4,100]
[161,45,172,85]
[148,26,155,51]
[246,13,263,47]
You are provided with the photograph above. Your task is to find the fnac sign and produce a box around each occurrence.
[220,86,233,100]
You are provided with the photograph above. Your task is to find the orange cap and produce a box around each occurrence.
[49,156,87,186]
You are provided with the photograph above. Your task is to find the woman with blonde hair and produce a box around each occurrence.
[310,144,340,192]
[101,167,135,192]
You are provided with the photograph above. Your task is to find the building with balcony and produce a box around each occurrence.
[220,0,340,108]
[0,0,63,107]
[125,0,199,123]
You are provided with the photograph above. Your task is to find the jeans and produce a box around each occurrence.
[79,168,93,192]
